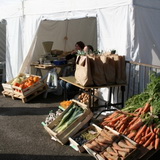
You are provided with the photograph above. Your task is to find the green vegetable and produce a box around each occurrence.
[54,104,76,131]
[54,104,83,133]
[123,72,160,113]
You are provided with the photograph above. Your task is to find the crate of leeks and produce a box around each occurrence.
[43,99,93,145]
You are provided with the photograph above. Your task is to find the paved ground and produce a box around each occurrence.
[0,85,159,160]
[0,85,95,160]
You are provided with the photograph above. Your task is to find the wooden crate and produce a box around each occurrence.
[69,123,102,153]
[2,73,47,103]
[83,125,158,160]
[2,83,47,103]
[43,99,93,145]
[83,126,120,160]
[2,74,24,94]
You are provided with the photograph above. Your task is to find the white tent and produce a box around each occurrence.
[0,20,6,62]
[0,0,160,81]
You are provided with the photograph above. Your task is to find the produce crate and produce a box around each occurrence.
[2,73,47,103]
[69,123,102,153]
[43,99,93,145]
[83,126,120,160]
[83,125,141,160]
[109,135,139,160]
[2,73,26,94]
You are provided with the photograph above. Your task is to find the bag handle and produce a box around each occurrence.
[76,55,86,66]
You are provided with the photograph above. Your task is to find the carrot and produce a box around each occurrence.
[118,124,125,133]
[155,137,160,149]
[128,118,144,131]
[110,114,125,124]
[143,133,155,148]
[134,107,141,113]
[142,103,151,114]
[135,136,142,144]
[134,124,147,140]
[150,124,154,133]
[121,116,130,123]
[127,131,137,139]
[139,140,143,145]
[122,128,129,135]
[104,111,119,121]
[115,120,124,129]
[150,140,155,147]
[145,126,150,136]
[137,107,143,116]
[114,120,121,127]
[144,132,152,139]
[128,116,139,126]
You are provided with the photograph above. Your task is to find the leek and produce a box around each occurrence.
[54,104,83,133]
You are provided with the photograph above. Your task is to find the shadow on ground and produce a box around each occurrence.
[0,154,94,160]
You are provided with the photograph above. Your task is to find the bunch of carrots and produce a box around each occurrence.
[101,102,160,150]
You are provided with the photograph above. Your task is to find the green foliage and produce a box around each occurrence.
[123,71,160,115]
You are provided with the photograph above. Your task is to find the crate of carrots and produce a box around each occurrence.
[100,106,160,158]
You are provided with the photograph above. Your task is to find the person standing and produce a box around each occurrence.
[60,41,85,100]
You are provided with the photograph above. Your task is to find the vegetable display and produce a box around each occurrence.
[101,72,160,150]
[85,128,119,152]
[100,138,136,160]
[45,109,63,125]
[60,100,73,110]
[78,93,89,104]
[13,75,40,91]
[53,103,84,133]
[73,129,99,146]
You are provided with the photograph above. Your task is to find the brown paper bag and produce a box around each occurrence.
[75,55,94,86]
[88,54,106,86]
[112,55,126,84]
[100,55,116,84]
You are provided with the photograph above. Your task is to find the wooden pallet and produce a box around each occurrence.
[2,84,47,103]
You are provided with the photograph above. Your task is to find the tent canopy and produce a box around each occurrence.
[0,0,160,80]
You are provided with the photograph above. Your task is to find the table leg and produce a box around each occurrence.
[36,68,42,77]
[121,86,125,108]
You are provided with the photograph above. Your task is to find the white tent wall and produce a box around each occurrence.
[0,20,6,62]
[133,0,160,65]
[97,5,133,57]
[5,17,24,81]
[2,0,133,81]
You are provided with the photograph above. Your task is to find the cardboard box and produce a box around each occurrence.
[43,99,93,145]
[69,123,102,153]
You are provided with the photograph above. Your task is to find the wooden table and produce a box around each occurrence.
[31,63,72,78]
[60,76,126,115]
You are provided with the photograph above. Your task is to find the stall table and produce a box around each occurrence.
[30,63,72,78]
[60,76,126,115]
